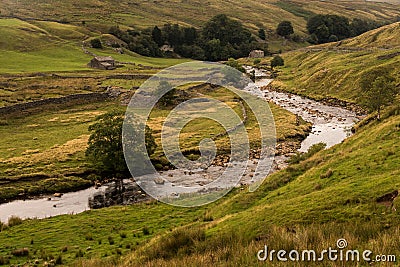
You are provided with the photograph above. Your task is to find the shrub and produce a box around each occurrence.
[120,232,127,238]
[142,227,150,236]
[271,55,284,69]
[7,216,23,227]
[253,59,261,65]
[108,236,115,245]
[90,38,103,49]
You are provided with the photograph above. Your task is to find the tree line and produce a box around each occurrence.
[306,14,384,44]
[108,14,268,61]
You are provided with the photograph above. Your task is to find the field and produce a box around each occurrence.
[0,2,400,266]
[1,0,400,33]
[0,91,399,266]
[273,22,400,104]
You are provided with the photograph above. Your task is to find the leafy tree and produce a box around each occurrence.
[201,14,261,61]
[175,44,205,60]
[306,14,375,44]
[163,23,183,47]
[276,21,294,37]
[152,26,164,46]
[258,28,266,40]
[328,34,339,42]
[182,27,197,45]
[90,38,102,49]
[86,110,157,178]
[360,69,398,120]
[350,18,380,37]
[128,34,162,57]
[271,55,284,69]
[314,24,330,43]
[204,38,223,61]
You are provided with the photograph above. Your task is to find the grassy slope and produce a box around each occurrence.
[1,95,399,267]
[1,0,399,33]
[273,22,400,103]
[120,110,400,267]
[0,18,188,73]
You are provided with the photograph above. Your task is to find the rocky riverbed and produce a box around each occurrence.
[0,67,362,220]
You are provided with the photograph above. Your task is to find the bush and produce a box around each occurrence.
[90,38,103,49]
[271,55,284,69]
[108,236,115,245]
[142,227,150,236]
[7,215,23,227]
[253,59,261,65]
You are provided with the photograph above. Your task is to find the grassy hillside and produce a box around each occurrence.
[273,22,400,104]
[0,18,188,73]
[320,22,400,49]
[1,89,399,267]
[0,0,399,34]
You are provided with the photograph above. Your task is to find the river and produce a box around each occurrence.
[0,68,361,222]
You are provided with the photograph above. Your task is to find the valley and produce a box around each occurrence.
[0,1,399,266]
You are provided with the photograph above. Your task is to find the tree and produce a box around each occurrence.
[182,27,197,45]
[86,110,157,178]
[258,28,266,40]
[271,55,284,69]
[90,38,102,49]
[152,26,163,46]
[276,21,294,37]
[360,69,398,120]
[328,34,339,42]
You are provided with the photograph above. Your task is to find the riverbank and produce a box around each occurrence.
[0,67,362,221]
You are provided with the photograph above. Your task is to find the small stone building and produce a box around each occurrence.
[88,56,116,70]
[249,50,265,58]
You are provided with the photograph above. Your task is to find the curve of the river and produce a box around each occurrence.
[0,68,362,222]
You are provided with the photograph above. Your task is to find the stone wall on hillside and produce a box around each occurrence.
[0,93,109,116]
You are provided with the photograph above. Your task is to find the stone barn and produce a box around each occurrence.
[88,56,116,70]
[249,50,265,58]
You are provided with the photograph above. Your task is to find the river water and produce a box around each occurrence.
[0,68,361,222]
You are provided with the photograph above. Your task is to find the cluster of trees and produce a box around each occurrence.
[109,14,267,61]
[307,14,382,44]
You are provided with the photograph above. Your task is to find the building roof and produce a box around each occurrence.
[94,56,114,62]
